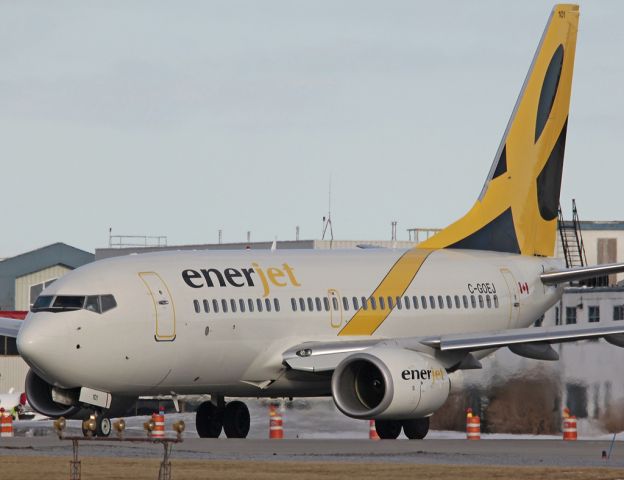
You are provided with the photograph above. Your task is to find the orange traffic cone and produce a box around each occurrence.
[269,404,284,439]
[466,409,480,440]
[0,409,13,438]
[369,420,380,440]
[151,408,165,439]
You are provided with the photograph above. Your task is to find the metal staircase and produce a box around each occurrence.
[558,200,608,287]
[557,199,587,269]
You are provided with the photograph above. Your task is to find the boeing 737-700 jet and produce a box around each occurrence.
[3,4,624,439]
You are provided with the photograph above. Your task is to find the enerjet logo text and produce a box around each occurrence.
[182,263,300,297]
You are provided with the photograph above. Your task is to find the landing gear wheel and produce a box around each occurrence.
[402,417,429,440]
[96,415,112,437]
[375,419,402,439]
[223,401,250,439]
[196,401,223,438]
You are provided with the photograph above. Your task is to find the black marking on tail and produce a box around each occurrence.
[448,208,520,254]
[536,44,564,142]
[492,145,507,179]
[537,118,568,221]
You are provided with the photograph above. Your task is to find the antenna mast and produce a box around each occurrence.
[321,175,334,247]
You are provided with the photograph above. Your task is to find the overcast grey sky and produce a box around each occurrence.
[1,1,623,256]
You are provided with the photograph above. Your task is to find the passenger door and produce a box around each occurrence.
[139,272,176,341]
[328,289,343,328]
[500,268,520,328]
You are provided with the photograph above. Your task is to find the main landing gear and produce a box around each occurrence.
[375,417,429,440]
[196,397,250,439]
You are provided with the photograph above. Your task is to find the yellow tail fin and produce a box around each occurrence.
[420,4,579,257]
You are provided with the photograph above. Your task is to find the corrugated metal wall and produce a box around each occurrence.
[14,265,71,310]
[0,356,29,392]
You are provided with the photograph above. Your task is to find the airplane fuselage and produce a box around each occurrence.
[17,248,564,398]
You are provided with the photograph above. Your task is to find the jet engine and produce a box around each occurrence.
[25,369,82,418]
[331,347,450,420]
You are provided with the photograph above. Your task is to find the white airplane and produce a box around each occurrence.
[2,3,624,439]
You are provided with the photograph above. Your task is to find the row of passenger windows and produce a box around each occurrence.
[193,293,500,314]
[194,297,281,314]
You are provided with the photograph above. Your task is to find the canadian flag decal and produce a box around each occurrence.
[518,282,529,294]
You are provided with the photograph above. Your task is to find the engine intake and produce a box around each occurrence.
[331,348,450,420]
[25,369,81,418]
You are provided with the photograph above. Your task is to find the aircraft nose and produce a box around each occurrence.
[17,313,69,378]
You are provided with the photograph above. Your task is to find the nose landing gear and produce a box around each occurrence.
[196,397,250,438]
[81,411,112,437]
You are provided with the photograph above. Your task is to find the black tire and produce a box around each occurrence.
[196,401,223,438]
[375,419,402,439]
[96,415,112,437]
[402,417,429,440]
[223,401,250,439]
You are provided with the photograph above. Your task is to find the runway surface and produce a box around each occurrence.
[1,436,623,468]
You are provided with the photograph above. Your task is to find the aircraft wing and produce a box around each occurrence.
[0,317,22,338]
[283,324,624,372]
[541,262,624,284]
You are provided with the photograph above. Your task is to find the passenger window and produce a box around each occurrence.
[395,296,402,310]
[370,297,377,310]
[230,299,237,313]
[299,298,306,312]
[379,297,385,310]
[429,296,436,309]
[274,298,280,312]
[421,296,427,309]
[361,297,368,310]
[478,295,484,308]
[239,299,246,312]
[446,295,452,309]
[493,295,499,308]
[291,298,297,311]
[388,296,394,310]
[486,295,492,308]
[463,295,469,309]
[323,297,330,311]
[257,298,263,312]
[221,299,228,313]
[471,295,476,308]
[213,299,219,313]
[413,296,419,309]
[332,297,339,310]
[193,300,200,313]
[454,295,460,309]
[437,295,444,309]
[100,295,117,313]
[203,299,210,313]
[343,297,349,311]
[404,296,410,309]
[315,297,322,311]
[248,298,254,312]
[307,297,314,311]
[85,296,101,313]
[265,298,272,312]
[353,297,360,310]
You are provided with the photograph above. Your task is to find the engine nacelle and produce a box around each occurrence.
[25,369,82,418]
[331,347,450,420]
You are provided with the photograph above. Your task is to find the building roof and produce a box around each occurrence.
[578,221,624,231]
[0,243,94,310]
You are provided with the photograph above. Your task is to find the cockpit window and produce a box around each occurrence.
[53,296,85,310]
[101,295,117,313]
[32,295,54,310]
[85,296,101,313]
[31,294,117,314]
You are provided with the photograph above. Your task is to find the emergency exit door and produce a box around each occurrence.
[139,272,176,341]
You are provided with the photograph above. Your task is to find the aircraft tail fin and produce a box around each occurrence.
[420,4,579,257]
